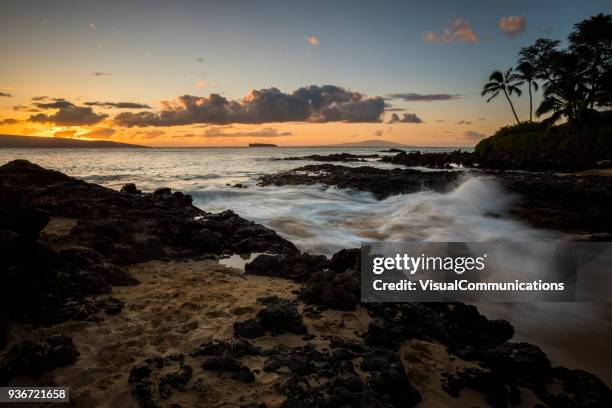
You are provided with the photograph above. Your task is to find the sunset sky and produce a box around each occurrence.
[0,0,609,147]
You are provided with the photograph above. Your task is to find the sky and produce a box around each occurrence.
[0,0,610,147]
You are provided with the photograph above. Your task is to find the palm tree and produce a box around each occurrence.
[536,53,589,125]
[481,68,524,124]
[568,13,612,108]
[515,61,539,122]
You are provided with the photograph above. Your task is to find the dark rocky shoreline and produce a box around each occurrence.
[258,162,612,236]
[259,164,463,200]
[1,159,611,407]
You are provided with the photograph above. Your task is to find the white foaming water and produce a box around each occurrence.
[0,147,610,382]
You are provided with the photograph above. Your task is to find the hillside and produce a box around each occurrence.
[0,134,148,149]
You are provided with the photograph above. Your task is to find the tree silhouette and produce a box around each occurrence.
[568,13,612,108]
[516,61,539,122]
[481,68,523,124]
[536,53,589,125]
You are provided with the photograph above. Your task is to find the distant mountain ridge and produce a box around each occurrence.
[0,134,148,148]
[329,139,409,147]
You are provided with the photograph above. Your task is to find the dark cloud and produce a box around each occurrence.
[33,98,74,109]
[384,107,406,112]
[29,99,107,126]
[203,126,293,137]
[194,57,205,62]
[13,105,41,113]
[82,127,116,139]
[114,85,385,127]
[92,72,112,76]
[0,118,19,125]
[0,92,13,97]
[456,120,472,125]
[465,130,486,139]
[386,93,459,102]
[31,96,49,101]
[84,101,152,109]
[388,113,423,124]
[477,117,486,121]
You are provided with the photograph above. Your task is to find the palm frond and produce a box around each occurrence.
[488,71,504,82]
[486,90,500,102]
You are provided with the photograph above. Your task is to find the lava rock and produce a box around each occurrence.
[300,269,360,311]
[259,164,461,199]
[201,356,255,383]
[255,296,307,336]
[245,252,328,282]
[128,354,192,407]
[120,183,141,194]
[380,150,475,169]
[0,334,79,384]
[233,319,265,339]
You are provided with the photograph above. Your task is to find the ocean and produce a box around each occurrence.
[1,146,611,382]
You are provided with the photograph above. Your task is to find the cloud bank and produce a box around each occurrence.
[114,85,385,127]
[29,99,107,126]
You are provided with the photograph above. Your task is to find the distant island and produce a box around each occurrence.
[0,134,148,149]
[249,143,278,147]
[329,139,408,148]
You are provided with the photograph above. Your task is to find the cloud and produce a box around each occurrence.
[89,23,96,30]
[388,113,423,124]
[194,57,205,63]
[29,99,107,126]
[456,120,472,125]
[84,101,151,109]
[203,126,293,137]
[54,130,77,138]
[31,96,49,101]
[13,105,41,112]
[0,92,12,97]
[114,85,385,127]
[0,118,19,125]
[374,130,384,137]
[133,130,166,139]
[92,72,111,76]
[478,117,486,121]
[306,36,319,46]
[82,127,116,139]
[195,80,207,88]
[499,16,526,37]
[33,98,75,109]
[423,17,479,44]
[386,93,459,102]
[465,130,486,139]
